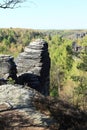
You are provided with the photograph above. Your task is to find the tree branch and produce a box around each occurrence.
[0,0,26,9]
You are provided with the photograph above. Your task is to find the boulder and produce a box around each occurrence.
[15,39,50,96]
[0,55,17,84]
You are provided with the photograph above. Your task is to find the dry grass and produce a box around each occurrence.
[33,96,87,130]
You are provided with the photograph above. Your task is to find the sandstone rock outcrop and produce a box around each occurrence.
[0,55,17,84]
[16,39,50,96]
[0,84,57,130]
[0,84,87,130]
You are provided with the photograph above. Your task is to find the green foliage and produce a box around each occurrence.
[72,75,87,93]
[51,35,64,45]
[49,32,87,111]
[72,75,87,109]
[49,35,74,97]
[7,77,15,85]
[77,52,87,71]
[50,88,58,97]
[71,49,87,109]
[66,55,74,71]
[0,28,44,57]
[0,45,7,53]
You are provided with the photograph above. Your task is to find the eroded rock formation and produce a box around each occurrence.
[16,39,50,96]
[0,39,50,96]
[0,55,17,84]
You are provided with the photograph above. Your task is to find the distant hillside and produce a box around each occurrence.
[40,29,87,39]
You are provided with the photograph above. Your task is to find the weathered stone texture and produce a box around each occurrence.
[0,55,17,83]
[16,39,50,96]
[0,84,56,128]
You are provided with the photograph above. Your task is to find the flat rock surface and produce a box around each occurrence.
[0,84,57,130]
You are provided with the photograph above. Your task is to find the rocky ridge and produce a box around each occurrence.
[16,39,50,96]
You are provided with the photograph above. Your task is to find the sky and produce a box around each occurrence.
[0,0,87,29]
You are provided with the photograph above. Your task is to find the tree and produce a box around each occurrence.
[71,50,87,109]
[49,35,73,97]
[0,0,26,9]
[77,52,87,71]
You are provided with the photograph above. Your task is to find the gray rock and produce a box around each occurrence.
[16,39,50,96]
[0,55,17,83]
[0,84,56,127]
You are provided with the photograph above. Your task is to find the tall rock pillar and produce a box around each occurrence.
[16,39,50,96]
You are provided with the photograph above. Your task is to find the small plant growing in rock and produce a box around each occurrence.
[7,77,15,85]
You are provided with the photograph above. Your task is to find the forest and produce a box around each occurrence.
[0,28,87,111]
